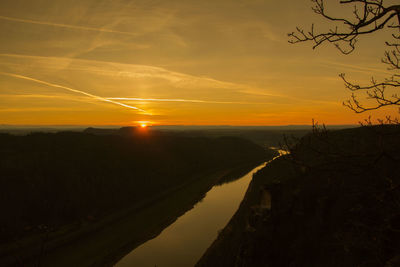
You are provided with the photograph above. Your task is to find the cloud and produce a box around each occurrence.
[0,72,148,113]
[106,97,273,105]
[0,54,342,108]
[0,107,87,112]
[319,60,393,76]
[0,53,284,98]
[0,15,138,36]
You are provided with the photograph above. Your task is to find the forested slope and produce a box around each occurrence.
[0,127,270,250]
[197,125,400,267]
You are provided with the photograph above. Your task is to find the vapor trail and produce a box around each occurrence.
[106,97,242,104]
[107,97,272,105]
[0,15,137,36]
[0,72,147,113]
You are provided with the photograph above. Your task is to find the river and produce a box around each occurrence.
[115,162,267,267]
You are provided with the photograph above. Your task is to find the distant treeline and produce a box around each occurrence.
[0,127,269,243]
[0,126,314,147]
[145,128,311,148]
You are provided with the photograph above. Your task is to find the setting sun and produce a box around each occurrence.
[137,121,150,128]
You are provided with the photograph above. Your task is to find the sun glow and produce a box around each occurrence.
[137,121,150,128]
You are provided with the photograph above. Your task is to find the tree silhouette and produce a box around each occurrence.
[289,0,400,116]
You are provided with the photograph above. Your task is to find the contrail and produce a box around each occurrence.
[108,97,230,103]
[0,15,137,36]
[106,97,263,105]
[0,72,147,113]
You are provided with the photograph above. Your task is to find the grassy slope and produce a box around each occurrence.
[197,125,400,267]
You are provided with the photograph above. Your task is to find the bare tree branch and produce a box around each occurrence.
[290,0,400,117]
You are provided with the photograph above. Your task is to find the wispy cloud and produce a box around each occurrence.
[0,93,87,99]
[320,60,393,76]
[106,97,272,105]
[0,15,137,36]
[0,54,341,107]
[0,72,148,113]
[0,107,86,112]
[0,93,100,105]
[0,94,271,105]
[0,53,285,97]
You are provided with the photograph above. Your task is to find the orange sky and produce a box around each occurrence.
[0,0,398,126]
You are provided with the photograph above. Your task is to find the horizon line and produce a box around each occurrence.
[0,124,359,128]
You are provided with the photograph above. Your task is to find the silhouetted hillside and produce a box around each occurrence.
[0,129,271,245]
[197,125,400,267]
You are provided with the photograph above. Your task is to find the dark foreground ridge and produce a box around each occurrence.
[0,127,276,266]
[197,125,400,267]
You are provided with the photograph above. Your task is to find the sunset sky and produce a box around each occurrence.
[0,0,397,126]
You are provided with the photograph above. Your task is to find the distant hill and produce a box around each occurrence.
[0,125,357,147]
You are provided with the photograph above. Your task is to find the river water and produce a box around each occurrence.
[115,162,267,267]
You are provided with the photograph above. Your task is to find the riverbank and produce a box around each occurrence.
[117,162,268,267]
[0,130,275,266]
[1,161,266,267]
[197,125,400,266]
